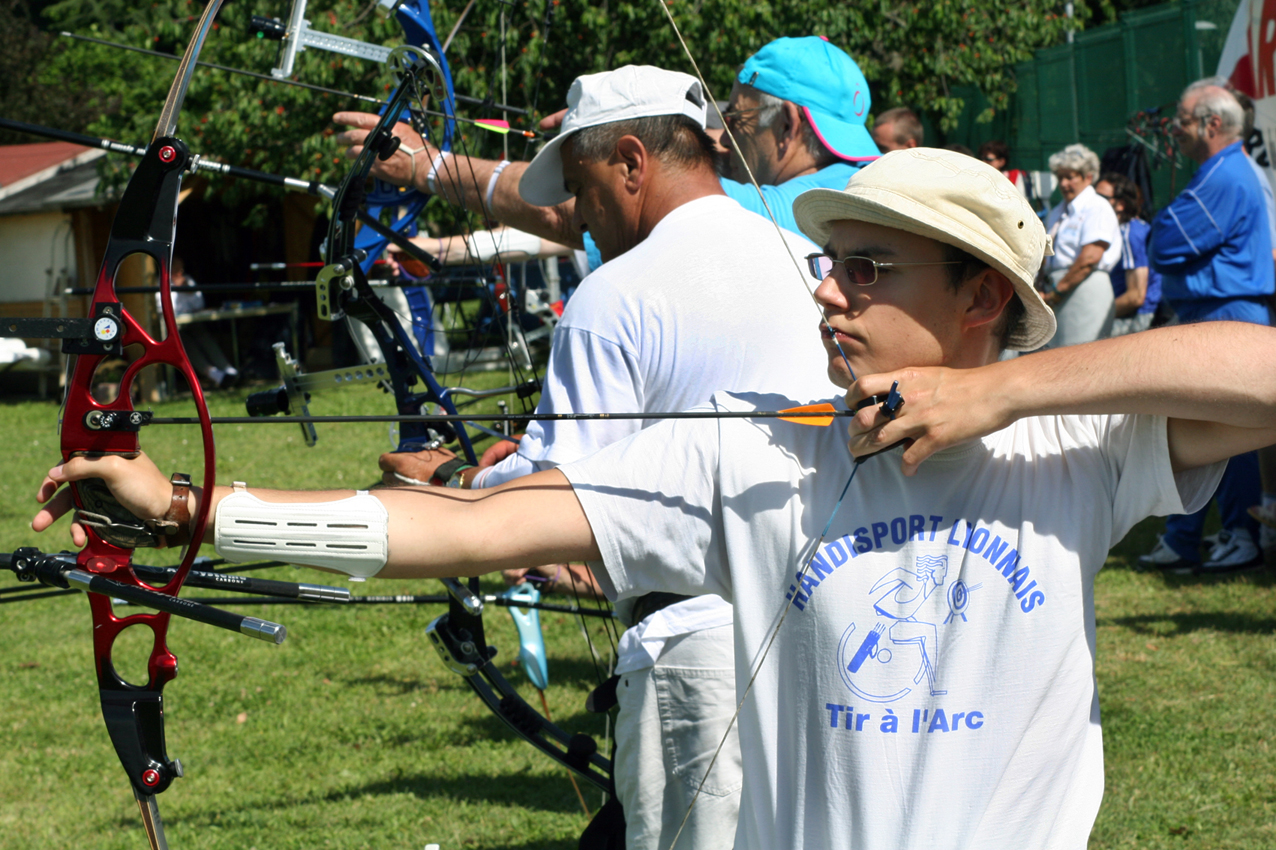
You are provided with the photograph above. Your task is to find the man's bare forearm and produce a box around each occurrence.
[994,323,1276,466]
[424,153,583,249]
[996,323,1276,423]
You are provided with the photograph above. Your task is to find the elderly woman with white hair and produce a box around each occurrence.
[1038,143,1122,346]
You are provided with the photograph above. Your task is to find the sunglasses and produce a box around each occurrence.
[805,253,963,285]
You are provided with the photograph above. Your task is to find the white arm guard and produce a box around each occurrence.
[214,486,389,578]
[464,227,543,263]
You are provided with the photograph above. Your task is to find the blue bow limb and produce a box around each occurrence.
[500,582,550,691]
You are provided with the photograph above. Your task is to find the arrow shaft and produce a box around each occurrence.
[149,409,849,426]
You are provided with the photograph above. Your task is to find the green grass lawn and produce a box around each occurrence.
[1,385,1274,848]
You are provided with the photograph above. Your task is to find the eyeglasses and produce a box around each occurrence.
[1170,113,1200,129]
[721,105,765,125]
[805,253,963,285]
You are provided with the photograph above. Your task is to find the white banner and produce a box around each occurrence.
[1218,0,1276,185]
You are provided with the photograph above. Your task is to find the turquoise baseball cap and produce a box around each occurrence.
[737,36,878,162]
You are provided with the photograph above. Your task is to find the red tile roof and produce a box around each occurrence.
[0,142,91,188]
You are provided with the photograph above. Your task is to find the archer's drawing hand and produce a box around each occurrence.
[479,434,522,468]
[332,111,432,189]
[34,452,171,547]
[503,563,606,600]
[378,447,457,487]
[846,367,1011,476]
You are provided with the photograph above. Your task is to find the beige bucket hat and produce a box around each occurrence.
[792,148,1056,351]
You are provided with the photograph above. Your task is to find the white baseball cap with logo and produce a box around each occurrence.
[518,66,708,207]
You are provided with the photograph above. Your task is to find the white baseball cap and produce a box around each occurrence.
[792,148,1057,351]
[518,66,708,207]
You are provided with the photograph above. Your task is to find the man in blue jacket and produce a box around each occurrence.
[1143,79,1275,571]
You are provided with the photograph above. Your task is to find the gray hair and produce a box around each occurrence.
[753,90,836,165]
[570,114,716,169]
[1048,143,1100,180]
[1182,78,1244,137]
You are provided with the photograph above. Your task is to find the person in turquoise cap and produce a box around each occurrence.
[716,35,880,236]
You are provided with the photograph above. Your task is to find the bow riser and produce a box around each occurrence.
[65,134,218,812]
[65,136,217,585]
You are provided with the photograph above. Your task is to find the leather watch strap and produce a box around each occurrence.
[159,473,193,548]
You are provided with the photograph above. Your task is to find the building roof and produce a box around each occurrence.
[0,142,106,212]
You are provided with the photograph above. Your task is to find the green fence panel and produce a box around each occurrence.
[1035,43,1079,154]
[962,0,1245,211]
[1014,62,1043,170]
[1076,26,1130,152]
[1126,5,1195,113]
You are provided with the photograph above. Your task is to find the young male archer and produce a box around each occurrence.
[36,149,1276,848]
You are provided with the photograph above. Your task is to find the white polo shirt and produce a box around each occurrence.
[1045,184,1122,273]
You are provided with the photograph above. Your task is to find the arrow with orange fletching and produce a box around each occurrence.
[470,118,540,139]
[149,403,849,427]
[150,388,902,429]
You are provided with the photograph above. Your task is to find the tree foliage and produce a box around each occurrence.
[0,0,109,145]
[17,0,1094,225]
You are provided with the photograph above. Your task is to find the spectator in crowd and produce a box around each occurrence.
[979,139,1030,197]
[1039,143,1121,346]
[1094,172,1161,335]
[161,256,239,389]
[943,143,976,157]
[870,106,923,152]
[1141,79,1274,571]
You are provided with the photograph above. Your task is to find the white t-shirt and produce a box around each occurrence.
[472,193,838,647]
[475,194,836,487]
[562,392,1223,850]
[1045,184,1122,273]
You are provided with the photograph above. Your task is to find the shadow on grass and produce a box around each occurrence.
[346,653,612,695]
[1098,610,1276,635]
[170,770,591,828]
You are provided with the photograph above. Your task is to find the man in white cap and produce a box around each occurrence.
[41,150,1276,848]
[332,36,878,256]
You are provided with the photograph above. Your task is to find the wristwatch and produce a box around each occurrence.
[430,458,474,489]
[155,472,193,548]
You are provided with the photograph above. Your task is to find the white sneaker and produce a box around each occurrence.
[1205,529,1232,562]
[1202,527,1262,571]
[1137,535,1195,570]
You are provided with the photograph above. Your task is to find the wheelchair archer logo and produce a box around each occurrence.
[837,555,979,703]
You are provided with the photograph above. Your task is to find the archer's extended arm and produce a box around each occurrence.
[34,454,600,581]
